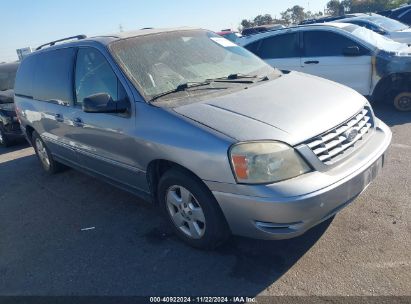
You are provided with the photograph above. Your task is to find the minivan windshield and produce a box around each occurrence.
[343,25,410,53]
[110,30,275,101]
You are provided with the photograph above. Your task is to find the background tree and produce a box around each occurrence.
[253,14,274,26]
[239,0,409,30]
[305,11,324,19]
[326,0,409,14]
[280,5,307,25]
[327,0,345,16]
[240,19,254,29]
[388,0,409,9]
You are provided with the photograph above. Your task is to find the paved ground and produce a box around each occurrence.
[0,103,410,296]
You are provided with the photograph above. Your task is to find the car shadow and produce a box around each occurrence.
[144,216,332,294]
[373,103,411,127]
[0,151,332,297]
[0,140,30,155]
[217,219,332,288]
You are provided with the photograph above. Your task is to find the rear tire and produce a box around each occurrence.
[158,168,230,249]
[32,131,65,174]
[393,92,411,112]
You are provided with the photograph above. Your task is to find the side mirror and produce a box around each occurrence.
[343,46,361,57]
[82,93,129,114]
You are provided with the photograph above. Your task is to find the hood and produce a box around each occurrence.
[174,72,367,145]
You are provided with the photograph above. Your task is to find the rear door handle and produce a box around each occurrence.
[54,113,64,122]
[73,117,84,127]
[304,60,320,64]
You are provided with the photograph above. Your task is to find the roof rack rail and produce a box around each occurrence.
[36,35,87,50]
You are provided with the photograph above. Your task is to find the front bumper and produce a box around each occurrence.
[207,119,392,240]
[2,120,24,140]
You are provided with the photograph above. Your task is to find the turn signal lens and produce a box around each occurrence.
[232,155,248,179]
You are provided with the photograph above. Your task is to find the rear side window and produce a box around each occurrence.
[303,30,368,57]
[400,11,411,24]
[75,48,122,105]
[257,33,300,59]
[33,48,75,104]
[244,40,261,54]
[14,56,37,98]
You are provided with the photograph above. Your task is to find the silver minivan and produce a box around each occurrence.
[14,28,391,249]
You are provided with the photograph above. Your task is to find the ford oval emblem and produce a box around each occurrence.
[344,128,359,142]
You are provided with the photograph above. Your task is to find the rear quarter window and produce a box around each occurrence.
[14,56,37,97]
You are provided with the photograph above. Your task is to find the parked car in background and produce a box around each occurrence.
[339,14,411,45]
[0,62,23,146]
[216,30,241,43]
[241,24,285,36]
[300,13,364,25]
[379,4,411,26]
[239,23,411,111]
[15,28,391,249]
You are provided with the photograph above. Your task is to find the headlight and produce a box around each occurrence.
[229,141,311,184]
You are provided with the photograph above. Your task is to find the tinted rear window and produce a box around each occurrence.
[33,48,75,104]
[257,33,300,59]
[15,56,37,97]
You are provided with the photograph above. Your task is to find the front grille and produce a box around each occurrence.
[306,107,373,165]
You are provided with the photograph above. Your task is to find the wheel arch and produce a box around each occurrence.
[372,72,411,104]
[25,125,35,143]
[146,159,208,205]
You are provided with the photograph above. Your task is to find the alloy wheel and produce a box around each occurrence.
[165,185,206,239]
[35,138,50,170]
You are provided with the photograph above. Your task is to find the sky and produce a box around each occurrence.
[0,0,330,62]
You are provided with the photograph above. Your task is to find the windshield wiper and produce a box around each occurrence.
[207,73,271,83]
[150,81,213,102]
[207,73,258,83]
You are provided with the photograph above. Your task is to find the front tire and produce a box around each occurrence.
[32,131,65,174]
[393,92,411,112]
[158,168,230,249]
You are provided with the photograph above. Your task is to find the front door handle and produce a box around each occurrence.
[73,117,84,127]
[304,60,320,64]
[54,113,64,122]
